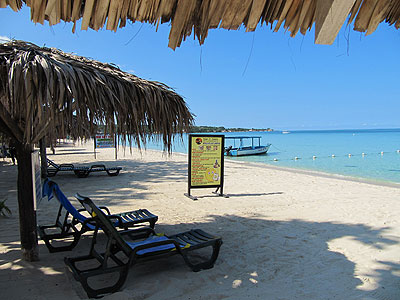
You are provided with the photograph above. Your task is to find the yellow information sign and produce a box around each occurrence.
[190,135,223,187]
[186,134,227,200]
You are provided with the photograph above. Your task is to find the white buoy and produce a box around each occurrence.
[312,156,316,160]
[348,154,352,157]
[331,154,335,158]
[273,158,278,161]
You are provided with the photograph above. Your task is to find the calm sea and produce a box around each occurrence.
[145,129,400,184]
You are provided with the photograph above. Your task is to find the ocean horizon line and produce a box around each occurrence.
[189,127,400,134]
[194,127,400,133]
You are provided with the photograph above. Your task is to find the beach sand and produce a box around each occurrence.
[1,140,400,299]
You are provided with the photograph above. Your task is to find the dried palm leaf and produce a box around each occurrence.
[2,1,399,49]
[0,40,193,152]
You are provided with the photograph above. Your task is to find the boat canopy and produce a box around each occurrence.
[224,136,262,148]
[224,136,262,140]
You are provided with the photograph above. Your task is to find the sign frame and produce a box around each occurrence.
[94,133,118,160]
[185,134,228,200]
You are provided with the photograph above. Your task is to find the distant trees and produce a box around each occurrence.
[94,124,273,134]
[189,126,273,133]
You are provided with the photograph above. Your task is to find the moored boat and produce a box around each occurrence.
[224,136,271,156]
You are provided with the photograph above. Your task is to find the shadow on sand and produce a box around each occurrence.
[1,159,400,299]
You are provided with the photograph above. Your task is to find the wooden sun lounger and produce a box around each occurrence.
[46,158,122,178]
[39,179,158,253]
[65,194,223,298]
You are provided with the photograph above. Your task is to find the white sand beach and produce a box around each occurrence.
[1,140,400,299]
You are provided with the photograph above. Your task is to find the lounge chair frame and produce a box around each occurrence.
[65,194,223,298]
[39,180,158,253]
[38,203,94,252]
[46,158,122,178]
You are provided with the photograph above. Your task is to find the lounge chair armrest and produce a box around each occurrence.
[98,206,111,215]
[77,205,110,216]
[76,208,93,218]
[81,217,97,228]
[106,214,124,226]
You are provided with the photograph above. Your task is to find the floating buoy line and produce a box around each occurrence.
[270,150,400,162]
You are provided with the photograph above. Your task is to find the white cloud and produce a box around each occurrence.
[0,36,11,43]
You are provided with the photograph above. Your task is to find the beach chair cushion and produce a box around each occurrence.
[42,178,89,225]
[128,235,176,255]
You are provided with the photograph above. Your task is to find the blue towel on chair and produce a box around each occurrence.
[127,235,176,255]
[42,179,95,229]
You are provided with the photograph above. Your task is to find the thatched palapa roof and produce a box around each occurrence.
[0,40,193,151]
[2,1,399,49]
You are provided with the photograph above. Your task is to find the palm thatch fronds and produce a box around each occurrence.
[1,1,399,49]
[0,40,193,152]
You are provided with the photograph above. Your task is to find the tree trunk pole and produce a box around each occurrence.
[15,142,39,261]
[39,138,47,178]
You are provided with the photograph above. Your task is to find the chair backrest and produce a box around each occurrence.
[42,179,88,224]
[75,194,132,255]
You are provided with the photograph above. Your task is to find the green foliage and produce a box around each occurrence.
[0,199,12,217]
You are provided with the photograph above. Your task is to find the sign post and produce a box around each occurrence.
[185,134,228,200]
[94,133,117,159]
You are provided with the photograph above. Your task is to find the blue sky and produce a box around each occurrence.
[1,6,399,130]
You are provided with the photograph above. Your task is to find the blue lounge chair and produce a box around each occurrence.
[39,179,158,252]
[46,158,122,178]
[65,194,222,298]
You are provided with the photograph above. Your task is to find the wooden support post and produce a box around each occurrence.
[39,138,47,178]
[115,134,117,160]
[315,0,357,45]
[15,142,39,261]
[94,135,96,159]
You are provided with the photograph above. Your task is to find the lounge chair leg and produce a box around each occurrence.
[149,220,156,229]
[42,232,81,253]
[106,170,120,176]
[46,170,58,177]
[181,240,222,272]
[82,266,129,298]
[65,256,131,298]
[38,224,82,253]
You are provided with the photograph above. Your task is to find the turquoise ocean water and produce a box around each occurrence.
[144,129,400,184]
